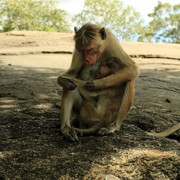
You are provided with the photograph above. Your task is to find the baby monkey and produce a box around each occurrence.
[61,57,129,135]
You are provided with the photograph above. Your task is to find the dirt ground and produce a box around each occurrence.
[0,31,180,179]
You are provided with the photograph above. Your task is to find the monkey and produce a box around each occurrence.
[57,23,180,141]
[57,23,139,141]
[61,57,128,135]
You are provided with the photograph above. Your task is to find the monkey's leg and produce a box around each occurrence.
[75,100,101,136]
[60,89,82,142]
[79,100,99,127]
[98,80,134,135]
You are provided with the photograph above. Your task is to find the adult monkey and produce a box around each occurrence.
[57,23,139,141]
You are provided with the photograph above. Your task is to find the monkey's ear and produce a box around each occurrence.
[99,27,106,40]
[74,27,78,33]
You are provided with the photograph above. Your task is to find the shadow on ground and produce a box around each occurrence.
[0,61,179,179]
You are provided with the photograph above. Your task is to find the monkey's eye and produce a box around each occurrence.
[87,48,94,53]
[81,48,95,55]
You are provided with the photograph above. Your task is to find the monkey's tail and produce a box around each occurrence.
[146,123,180,137]
[74,126,101,136]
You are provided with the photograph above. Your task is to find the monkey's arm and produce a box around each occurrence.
[60,76,99,97]
[86,64,139,90]
[57,50,83,90]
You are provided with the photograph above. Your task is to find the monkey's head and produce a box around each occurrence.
[96,57,123,79]
[74,23,107,66]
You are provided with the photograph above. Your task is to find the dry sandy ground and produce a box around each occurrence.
[0,31,180,179]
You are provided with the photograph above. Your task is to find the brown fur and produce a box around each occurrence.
[71,57,127,135]
[57,23,139,141]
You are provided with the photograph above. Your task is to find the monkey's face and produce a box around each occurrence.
[96,59,121,78]
[77,43,102,65]
[76,36,105,66]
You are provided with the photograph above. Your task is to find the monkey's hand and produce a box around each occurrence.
[85,79,106,91]
[61,126,78,142]
[84,81,96,91]
[57,76,77,90]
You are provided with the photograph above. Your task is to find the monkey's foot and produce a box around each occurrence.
[97,124,119,136]
[57,76,76,90]
[61,126,78,142]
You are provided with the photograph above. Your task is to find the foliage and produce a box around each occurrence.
[145,2,180,43]
[0,0,70,32]
[72,0,145,41]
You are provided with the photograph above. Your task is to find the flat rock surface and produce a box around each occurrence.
[0,31,180,179]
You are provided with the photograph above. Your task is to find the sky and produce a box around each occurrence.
[59,0,179,22]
